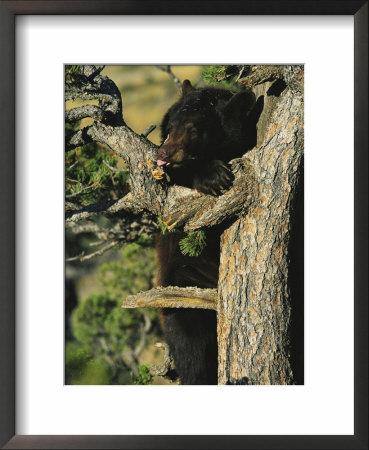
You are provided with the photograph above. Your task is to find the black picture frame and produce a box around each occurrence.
[0,1,367,449]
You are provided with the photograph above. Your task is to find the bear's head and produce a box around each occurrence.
[157,81,217,168]
[157,80,256,169]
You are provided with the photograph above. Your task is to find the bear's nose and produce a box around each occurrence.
[157,148,167,160]
[157,148,169,167]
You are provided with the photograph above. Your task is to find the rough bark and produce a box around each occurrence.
[217,67,304,385]
[124,286,217,310]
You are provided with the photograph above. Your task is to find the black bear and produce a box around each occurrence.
[156,80,257,384]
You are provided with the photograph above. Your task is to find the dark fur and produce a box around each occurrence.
[158,80,256,195]
[156,80,257,384]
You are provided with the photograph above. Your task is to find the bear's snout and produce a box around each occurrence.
[157,148,167,160]
[157,147,172,167]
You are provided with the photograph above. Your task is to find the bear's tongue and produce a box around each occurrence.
[157,159,167,167]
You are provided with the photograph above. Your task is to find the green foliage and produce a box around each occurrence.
[65,341,91,380]
[65,142,129,206]
[69,243,159,384]
[157,217,168,234]
[131,364,153,385]
[179,230,206,257]
[65,65,82,83]
[65,341,112,385]
[201,65,249,90]
[65,71,129,206]
[137,234,155,246]
[202,65,228,84]
[72,243,157,351]
[65,65,81,74]
[157,217,178,235]
[72,292,129,355]
[98,242,156,297]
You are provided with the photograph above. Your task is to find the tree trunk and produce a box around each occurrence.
[217,68,304,385]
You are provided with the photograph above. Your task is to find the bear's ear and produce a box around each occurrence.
[182,79,195,97]
[223,90,256,119]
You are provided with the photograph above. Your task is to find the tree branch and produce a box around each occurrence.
[66,125,94,150]
[102,160,123,173]
[80,65,105,78]
[239,64,303,95]
[238,65,285,86]
[141,124,156,138]
[66,240,119,262]
[161,159,256,232]
[65,181,98,199]
[65,104,106,123]
[67,213,157,250]
[124,286,218,310]
[65,193,142,224]
[66,121,168,215]
[155,65,182,89]
[150,342,177,380]
[133,312,152,358]
[65,65,124,126]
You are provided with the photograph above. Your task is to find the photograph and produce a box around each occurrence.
[65,64,304,386]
